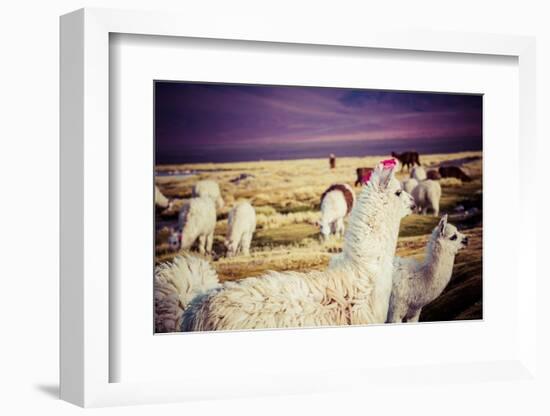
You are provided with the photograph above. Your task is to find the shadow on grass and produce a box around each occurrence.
[421,258,483,322]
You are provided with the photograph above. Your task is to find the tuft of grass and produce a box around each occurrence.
[439,179,482,211]
[455,301,483,320]
[276,204,318,214]
[254,223,320,247]
[256,211,319,230]
[399,215,440,238]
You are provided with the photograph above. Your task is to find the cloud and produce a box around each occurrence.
[155,82,482,163]
[339,90,384,108]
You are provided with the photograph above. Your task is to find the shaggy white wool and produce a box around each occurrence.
[182,162,415,331]
[182,267,381,331]
[178,197,217,254]
[225,201,257,256]
[401,178,418,195]
[410,166,427,181]
[411,179,441,216]
[318,184,355,240]
[387,215,468,323]
[154,254,220,332]
[193,180,225,210]
[155,185,169,208]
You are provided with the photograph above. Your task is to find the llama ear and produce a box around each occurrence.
[438,214,448,234]
[381,168,394,189]
[374,162,395,189]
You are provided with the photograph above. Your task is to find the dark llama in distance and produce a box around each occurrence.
[355,167,374,187]
[391,151,421,171]
[438,166,472,182]
[426,169,442,180]
[329,153,336,169]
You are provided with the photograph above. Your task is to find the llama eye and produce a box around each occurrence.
[395,190,402,196]
[450,234,457,240]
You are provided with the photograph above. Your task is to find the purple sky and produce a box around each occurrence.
[155,82,482,164]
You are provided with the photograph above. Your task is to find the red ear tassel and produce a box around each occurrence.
[380,158,397,170]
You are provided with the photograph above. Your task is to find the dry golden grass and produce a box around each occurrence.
[156,151,482,213]
[155,151,483,321]
[256,211,319,230]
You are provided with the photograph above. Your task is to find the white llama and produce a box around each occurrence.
[154,254,220,333]
[411,166,427,181]
[155,185,170,209]
[387,215,468,323]
[193,180,225,210]
[318,183,355,240]
[177,197,217,254]
[178,160,415,331]
[225,201,256,257]
[411,179,442,216]
[401,178,418,195]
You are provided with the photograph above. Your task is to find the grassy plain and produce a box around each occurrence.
[155,151,482,322]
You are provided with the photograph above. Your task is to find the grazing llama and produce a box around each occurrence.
[178,159,415,331]
[154,254,220,333]
[225,201,257,257]
[438,166,472,182]
[410,166,427,181]
[177,197,217,254]
[426,169,441,180]
[193,180,225,210]
[387,215,468,323]
[155,185,170,209]
[318,183,355,240]
[401,178,419,195]
[411,179,442,216]
[391,151,420,171]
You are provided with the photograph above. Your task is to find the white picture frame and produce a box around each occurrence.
[60,7,538,408]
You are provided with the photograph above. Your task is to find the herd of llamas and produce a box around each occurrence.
[154,152,481,332]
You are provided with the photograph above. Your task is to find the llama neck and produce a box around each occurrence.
[420,238,457,299]
[341,185,400,273]
[181,224,199,249]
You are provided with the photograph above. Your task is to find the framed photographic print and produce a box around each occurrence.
[153,81,482,333]
[60,8,538,408]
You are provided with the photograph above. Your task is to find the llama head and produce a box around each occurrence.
[167,199,176,212]
[434,214,468,253]
[168,228,181,252]
[368,159,415,219]
[224,238,237,257]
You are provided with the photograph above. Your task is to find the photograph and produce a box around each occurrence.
[153,81,483,333]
